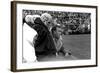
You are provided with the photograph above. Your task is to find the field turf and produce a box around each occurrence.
[37,34,91,61]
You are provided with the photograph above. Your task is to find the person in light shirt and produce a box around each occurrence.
[24,13,57,61]
[51,24,71,56]
[23,15,40,63]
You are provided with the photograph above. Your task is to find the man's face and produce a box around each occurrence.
[45,20,53,29]
[57,27,62,35]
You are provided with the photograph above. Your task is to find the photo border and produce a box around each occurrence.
[11,1,98,72]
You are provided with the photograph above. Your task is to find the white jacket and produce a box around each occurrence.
[23,23,37,63]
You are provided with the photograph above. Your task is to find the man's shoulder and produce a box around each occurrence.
[34,18,43,24]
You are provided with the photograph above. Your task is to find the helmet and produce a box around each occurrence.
[25,15,40,24]
[40,13,52,25]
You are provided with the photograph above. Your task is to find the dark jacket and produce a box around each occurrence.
[33,18,56,56]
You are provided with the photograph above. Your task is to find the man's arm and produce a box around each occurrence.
[32,24,47,46]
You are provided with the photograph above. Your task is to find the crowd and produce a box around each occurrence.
[23,10,91,35]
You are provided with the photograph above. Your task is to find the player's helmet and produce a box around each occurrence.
[40,13,52,25]
[25,15,40,24]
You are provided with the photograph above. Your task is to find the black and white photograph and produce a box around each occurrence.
[11,1,97,72]
[22,10,91,62]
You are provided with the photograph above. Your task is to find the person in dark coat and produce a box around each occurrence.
[33,17,57,57]
[25,13,57,57]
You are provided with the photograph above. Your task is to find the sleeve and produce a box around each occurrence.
[32,24,47,45]
[23,23,37,63]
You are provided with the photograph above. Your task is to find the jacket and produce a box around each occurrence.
[33,18,56,56]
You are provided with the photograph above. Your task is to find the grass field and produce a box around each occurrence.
[62,34,91,59]
[38,34,91,61]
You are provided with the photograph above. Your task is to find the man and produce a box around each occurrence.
[23,15,40,63]
[51,22,71,56]
[33,13,57,57]
[25,13,57,59]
